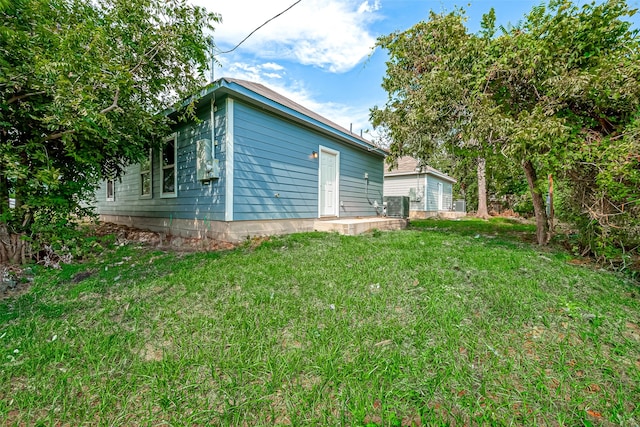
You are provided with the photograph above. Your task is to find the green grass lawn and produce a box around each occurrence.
[1,219,639,426]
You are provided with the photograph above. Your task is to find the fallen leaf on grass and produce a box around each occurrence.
[586,409,602,418]
[586,384,601,393]
[374,339,393,347]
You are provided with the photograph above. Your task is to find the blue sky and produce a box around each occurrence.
[193,0,640,140]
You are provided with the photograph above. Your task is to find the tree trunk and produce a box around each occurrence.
[547,174,554,240]
[0,224,28,264]
[476,157,490,219]
[523,160,549,245]
[0,173,7,216]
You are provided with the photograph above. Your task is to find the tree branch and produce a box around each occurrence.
[100,88,120,114]
[130,39,168,75]
[43,130,76,142]
[7,91,46,105]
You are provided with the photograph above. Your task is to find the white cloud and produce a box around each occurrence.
[218,60,373,139]
[194,0,380,141]
[223,61,286,81]
[357,0,381,14]
[197,0,380,73]
[261,62,285,71]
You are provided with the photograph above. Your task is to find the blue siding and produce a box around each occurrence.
[232,100,383,220]
[426,175,453,211]
[94,100,228,220]
[94,93,385,223]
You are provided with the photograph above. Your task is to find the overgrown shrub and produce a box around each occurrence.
[557,134,640,268]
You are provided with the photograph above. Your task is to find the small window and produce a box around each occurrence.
[160,134,177,198]
[106,179,115,202]
[140,149,152,198]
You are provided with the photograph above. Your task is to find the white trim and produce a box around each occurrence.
[385,170,456,183]
[139,148,153,199]
[425,175,430,211]
[210,96,216,163]
[106,179,115,202]
[317,145,340,218]
[421,175,428,211]
[225,98,234,221]
[160,133,178,198]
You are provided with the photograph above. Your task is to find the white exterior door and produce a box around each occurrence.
[437,182,444,211]
[319,148,339,217]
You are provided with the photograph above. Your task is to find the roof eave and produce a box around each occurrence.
[165,79,386,158]
[385,171,456,183]
[215,79,386,157]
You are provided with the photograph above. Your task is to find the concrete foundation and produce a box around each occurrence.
[409,210,466,220]
[99,214,407,243]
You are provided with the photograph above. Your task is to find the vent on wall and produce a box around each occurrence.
[383,196,410,218]
[409,187,422,202]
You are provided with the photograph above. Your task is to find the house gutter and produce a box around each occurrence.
[386,170,456,183]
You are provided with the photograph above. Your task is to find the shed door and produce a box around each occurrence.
[437,182,444,210]
[319,149,339,217]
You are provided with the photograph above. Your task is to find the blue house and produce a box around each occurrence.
[94,78,400,241]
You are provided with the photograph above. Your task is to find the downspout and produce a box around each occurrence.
[210,95,215,162]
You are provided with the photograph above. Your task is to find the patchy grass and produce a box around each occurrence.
[410,216,537,241]
[1,223,639,426]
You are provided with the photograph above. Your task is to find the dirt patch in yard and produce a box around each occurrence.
[0,222,238,299]
[92,222,237,253]
[1,264,35,300]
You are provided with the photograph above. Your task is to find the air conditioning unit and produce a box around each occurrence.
[383,196,410,218]
[454,199,466,212]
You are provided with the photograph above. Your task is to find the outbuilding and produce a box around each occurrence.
[384,156,463,219]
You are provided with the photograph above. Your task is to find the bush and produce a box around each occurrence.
[512,193,534,217]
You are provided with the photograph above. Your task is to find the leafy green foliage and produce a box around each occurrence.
[372,0,640,259]
[0,0,219,262]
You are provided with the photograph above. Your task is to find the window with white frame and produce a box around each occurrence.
[106,179,115,201]
[140,149,152,198]
[160,134,177,197]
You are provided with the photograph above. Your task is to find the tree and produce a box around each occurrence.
[372,0,640,250]
[1,0,219,263]
[487,0,640,253]
[370,8,506,222]
[476,157,490,219]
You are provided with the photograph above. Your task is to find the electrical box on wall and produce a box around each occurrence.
[196,139,219,181]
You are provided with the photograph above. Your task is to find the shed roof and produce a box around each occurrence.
[385,156,456,183]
